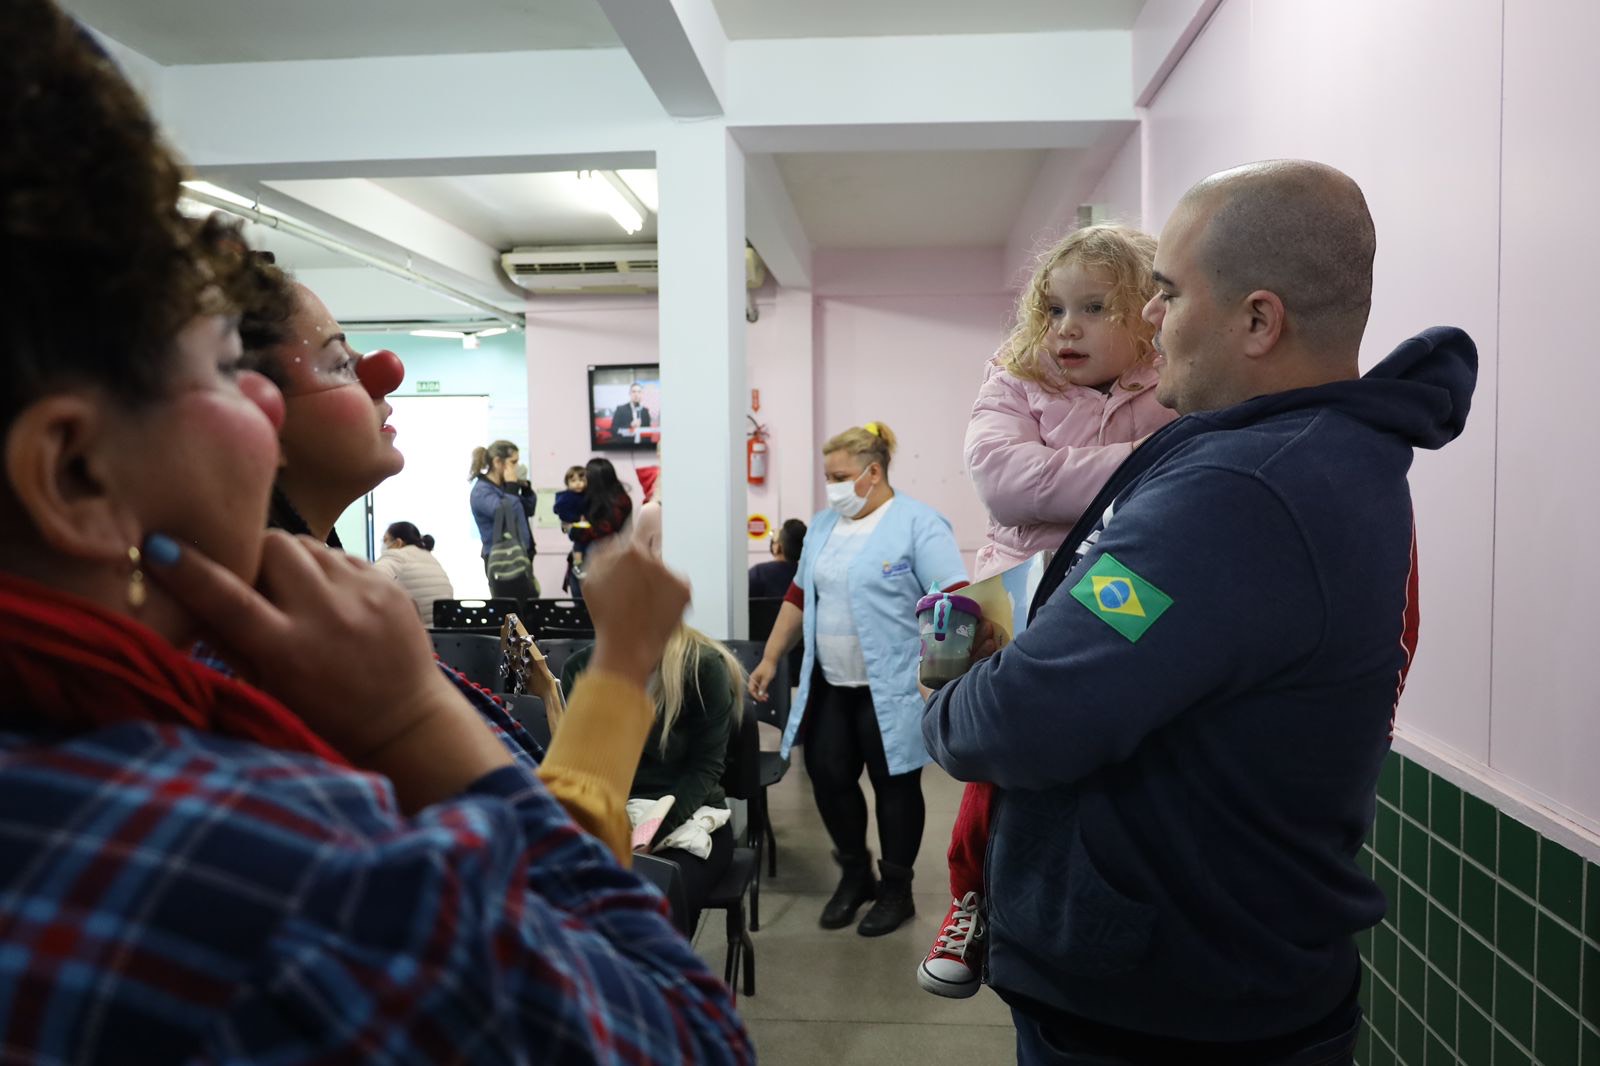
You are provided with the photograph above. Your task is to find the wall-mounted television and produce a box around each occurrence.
[588,364,661,451]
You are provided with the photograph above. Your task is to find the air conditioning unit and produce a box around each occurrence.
[501,244,766,295]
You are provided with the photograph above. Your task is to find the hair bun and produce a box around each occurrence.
[420,534,435,552]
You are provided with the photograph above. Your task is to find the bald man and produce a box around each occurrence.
[923,161,1476,1064]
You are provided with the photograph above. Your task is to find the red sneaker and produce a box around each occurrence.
[916,891,984,998]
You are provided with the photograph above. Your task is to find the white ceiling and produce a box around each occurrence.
[776,150,1051,248]
[372,174,657,247]
[66,0,1149,66]
[59,0,620,64]
[260,151,1054,263]
[710,0,1147,39]
[238,221,354,270]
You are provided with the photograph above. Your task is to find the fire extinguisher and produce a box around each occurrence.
[747,415,768,485]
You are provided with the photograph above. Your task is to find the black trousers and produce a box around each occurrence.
[1012,975,1363,1065]
[801,671,924,871]
[656,822,734,932]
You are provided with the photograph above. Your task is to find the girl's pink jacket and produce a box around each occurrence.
[964,356,1177,578]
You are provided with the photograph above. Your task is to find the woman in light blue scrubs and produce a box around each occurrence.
[750,422,966,937]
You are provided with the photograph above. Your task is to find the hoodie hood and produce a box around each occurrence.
[1202,326,1478,451]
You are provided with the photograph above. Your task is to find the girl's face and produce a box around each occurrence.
[1040,261,1143,393]
[567,471,587,492]
[497,452,520,482]
[274,287,404,499]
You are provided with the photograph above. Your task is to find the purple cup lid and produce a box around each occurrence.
[916,592,981,618]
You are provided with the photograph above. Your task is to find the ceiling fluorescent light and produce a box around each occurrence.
[179,180,287,219]
[576,170,644,235]
[409,329,465,339]
[181,180,254,209]
[617,169,659,212]
[476,327,509,338]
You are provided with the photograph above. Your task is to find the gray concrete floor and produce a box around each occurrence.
[692,722,1017,1065]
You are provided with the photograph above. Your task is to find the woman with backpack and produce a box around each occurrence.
[469,441,540,606]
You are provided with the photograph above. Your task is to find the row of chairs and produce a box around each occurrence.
[430,626,792,1002]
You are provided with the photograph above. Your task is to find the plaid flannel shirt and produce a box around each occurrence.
[0,669,752,1063]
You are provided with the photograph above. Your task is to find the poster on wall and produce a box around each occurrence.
[589,364,661,450]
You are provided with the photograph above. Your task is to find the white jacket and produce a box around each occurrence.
[373,544,456,625]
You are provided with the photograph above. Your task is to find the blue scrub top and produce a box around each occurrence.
[779,494,967,775]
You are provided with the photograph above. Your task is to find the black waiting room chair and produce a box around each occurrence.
[522,598,595,642]
[431,598,519,633]
[699,699,760,998]
[429,632,505,693]
[724,639,791,899]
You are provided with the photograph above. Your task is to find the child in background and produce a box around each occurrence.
[918,224,1179,1000]
[554,465,588,595]
[557,459,633,597]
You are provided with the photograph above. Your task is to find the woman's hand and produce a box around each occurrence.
[748,659,777,703]
[144,530,514,810]
[148,530,465,759]
[582,545,691,688]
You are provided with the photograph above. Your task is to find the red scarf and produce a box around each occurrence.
[0,572,349,766]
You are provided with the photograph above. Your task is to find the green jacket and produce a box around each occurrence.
[561,645,732,843]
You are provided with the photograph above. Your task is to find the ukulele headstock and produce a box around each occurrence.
[499,613,535,696]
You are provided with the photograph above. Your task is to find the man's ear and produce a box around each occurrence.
[4,394,140,563]
[1240,289,1287,358]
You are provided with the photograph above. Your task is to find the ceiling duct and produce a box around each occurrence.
[502,244,766,295]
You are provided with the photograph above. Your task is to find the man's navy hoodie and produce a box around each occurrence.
[923,328,1477,1041]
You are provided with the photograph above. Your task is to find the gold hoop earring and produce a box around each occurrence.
[126,546,147,609]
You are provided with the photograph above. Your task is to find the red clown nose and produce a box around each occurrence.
[356,349,405,399]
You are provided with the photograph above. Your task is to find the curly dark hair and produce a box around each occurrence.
[234,251,300,387]
[0,0,228,423]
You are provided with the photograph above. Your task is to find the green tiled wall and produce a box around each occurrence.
[1357,753,1600,1065]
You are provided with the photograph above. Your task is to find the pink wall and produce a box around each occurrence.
[1143,0,1600,827]
[523,296,660,594]
[1488,0,1600,823]
[521,288,820,589]
[521,249,1013,591]
[745,285,815,563]
[814,248,1014,576]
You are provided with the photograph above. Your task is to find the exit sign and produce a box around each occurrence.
[416,380,441,393]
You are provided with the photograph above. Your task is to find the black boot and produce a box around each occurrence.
[819,850,877,929]
[857,860,916,937]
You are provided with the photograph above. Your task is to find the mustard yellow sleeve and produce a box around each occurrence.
[536,670,653,865]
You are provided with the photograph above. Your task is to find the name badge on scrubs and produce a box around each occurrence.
[881,558,912,578]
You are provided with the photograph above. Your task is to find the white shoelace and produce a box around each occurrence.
[932,891,984,960]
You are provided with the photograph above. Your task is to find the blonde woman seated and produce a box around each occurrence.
[563,627,744,930]
[373,521,455,624]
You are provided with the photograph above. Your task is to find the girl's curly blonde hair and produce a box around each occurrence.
[1001,224,1159,390]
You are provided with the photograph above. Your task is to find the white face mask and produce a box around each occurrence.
[825,469,870,519]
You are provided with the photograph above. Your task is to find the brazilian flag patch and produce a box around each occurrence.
[1069,554,1173,643]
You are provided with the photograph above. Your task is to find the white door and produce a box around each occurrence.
[370,394,493,600]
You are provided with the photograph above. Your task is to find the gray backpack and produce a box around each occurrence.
[486,495,534,584]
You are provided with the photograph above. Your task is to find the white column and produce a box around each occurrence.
[657,124,747,638]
